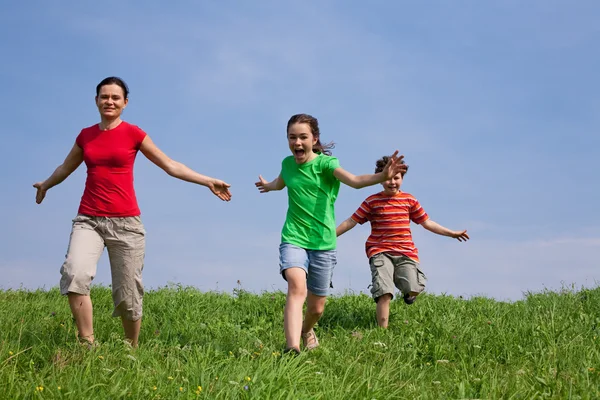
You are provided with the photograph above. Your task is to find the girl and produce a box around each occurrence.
[33,77,232,348]
[255,113,405,353]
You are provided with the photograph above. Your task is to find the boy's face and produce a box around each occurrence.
[381,172,403,195]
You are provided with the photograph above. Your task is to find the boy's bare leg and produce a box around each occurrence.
[121,317,141,348]
[68,293,94,343]
[376,294,393,328]
[283,267,308,351]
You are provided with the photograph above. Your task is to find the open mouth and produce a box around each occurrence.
[294,149,306,157]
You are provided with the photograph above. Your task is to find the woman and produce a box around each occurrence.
[33,77,231,347]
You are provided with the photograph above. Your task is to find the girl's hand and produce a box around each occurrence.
[208,179,232,201]
[382,151,407,179]
[255,175,270,193]
[33,182,47,204]
[450,230,470,242]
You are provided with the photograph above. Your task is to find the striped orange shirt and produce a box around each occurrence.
[351,191,429,262]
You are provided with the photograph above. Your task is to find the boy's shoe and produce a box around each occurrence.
[301,329,319,350]
[403,293,417,305]
[283,347,300,355]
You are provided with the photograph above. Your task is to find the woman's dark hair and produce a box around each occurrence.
[96,77,129,99]
[375,156,408,176]
[287,114,335,156]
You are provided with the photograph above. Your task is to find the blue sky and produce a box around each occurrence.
[1,1,598,301]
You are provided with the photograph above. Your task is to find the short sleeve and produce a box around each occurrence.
[351,199,371,225]
[130,124,147,148]
[75,129,85,148]
[323,156,341,178]
[409,198,429,225]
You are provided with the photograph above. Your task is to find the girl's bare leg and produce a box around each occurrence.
[283,267,307,351]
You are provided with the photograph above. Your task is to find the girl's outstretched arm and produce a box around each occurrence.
[255,174,285,193]
[333,151,407,189]
[33,143,84,204]
[421,219,469,242]
[336,217,357,237]
[140,135,232,201]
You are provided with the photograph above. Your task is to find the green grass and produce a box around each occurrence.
[1,285,600,399]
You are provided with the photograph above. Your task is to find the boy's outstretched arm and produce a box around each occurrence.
[255,174,285,193]
[336,217,358,237]
[333,151,407,189]
[421,220,469,242]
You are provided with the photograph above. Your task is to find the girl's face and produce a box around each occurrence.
[95,83,128,121]
[287,123,318,164]
[381,172,403,195]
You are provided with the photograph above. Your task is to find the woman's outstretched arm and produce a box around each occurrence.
[140,135,232,201]
[33,143,84,204]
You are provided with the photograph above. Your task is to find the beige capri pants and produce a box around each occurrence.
[59,214,146,320]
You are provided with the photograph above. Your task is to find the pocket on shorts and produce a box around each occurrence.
[369,255,386,295]
[416,266,427,288]
[71,214,97,229]
[371,254,385,268]
[121,217,146,236]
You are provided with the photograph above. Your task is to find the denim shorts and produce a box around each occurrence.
[279,242,337,297]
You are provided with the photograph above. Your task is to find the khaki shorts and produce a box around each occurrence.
[369,252,426,301]
[60,214,146,320]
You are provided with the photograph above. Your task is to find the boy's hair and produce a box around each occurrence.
[375,156,408,176]
[287,113,335,156]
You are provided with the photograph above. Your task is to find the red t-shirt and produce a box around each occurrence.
[75,121,147,217]
[351,191,429,262]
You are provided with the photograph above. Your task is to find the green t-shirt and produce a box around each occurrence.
[280,153,341,250]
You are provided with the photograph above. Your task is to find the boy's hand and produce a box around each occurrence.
[450,230,469,242]
[382,151,406,179]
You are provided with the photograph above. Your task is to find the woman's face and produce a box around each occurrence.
[95,83,128,120]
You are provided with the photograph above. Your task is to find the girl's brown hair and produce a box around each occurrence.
[287,114,335,156]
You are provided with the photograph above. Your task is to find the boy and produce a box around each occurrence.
[336,156,469,328]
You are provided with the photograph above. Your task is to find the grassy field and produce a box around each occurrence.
[1,284,599,399]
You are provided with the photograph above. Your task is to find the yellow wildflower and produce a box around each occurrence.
[153,386,157,390]
[8,351,13,356]
[197,386,202,391]
[98,355,104,360]
[35,386,44,392]
[168,376,174,380]
[57,386,61,390]
[179,387,183,392]
[245,376,251,382]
